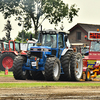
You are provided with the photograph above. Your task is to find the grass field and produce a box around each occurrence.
[0,82,100,88]
[0,71,13,77]
[0,71,100,88]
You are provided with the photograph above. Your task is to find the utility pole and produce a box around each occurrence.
[21,21,24,43]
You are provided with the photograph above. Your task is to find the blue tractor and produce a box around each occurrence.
[13,30,83,81]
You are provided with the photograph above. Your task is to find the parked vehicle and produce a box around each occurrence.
[0,40,25,71]
[83,29,100,80]
[12,30,83,81]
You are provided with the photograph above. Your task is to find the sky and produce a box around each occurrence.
[0,0,100,39]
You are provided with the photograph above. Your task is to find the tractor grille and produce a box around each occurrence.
[52,50,56,56]
[31,52,43,58]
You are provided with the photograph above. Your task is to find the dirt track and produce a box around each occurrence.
[0,77,100,100]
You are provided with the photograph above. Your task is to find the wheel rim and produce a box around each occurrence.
[87,71,90,79]
[2,56,13,69]
[75,55,83,79]
[53,63,59,77]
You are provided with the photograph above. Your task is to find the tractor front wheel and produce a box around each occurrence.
[45,57,61,81]
[13,56,27,80]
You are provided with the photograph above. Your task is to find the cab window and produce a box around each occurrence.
[58,34,64,48]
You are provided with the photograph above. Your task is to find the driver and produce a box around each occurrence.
[51,36,56,48]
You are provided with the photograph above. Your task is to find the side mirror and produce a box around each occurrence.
[29,34,32,40]
[65,35,68,41]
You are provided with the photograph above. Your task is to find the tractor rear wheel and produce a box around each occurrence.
[85,68,91,81]
[45,57,61,81]
[13,56,27,80]
[0,52,15,71]
[70,53,83,81]
[60,51,72,80]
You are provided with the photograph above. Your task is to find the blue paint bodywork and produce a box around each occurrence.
[22,32,67,74]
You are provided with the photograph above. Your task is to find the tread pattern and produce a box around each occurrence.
[60,51,73,80]
[70,53,83,81]
[45,57,61,81]
[13,56,26,80]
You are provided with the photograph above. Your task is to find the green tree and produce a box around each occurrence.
[0,0,79,38]
[3,20,12,40]
[15,30,35,43]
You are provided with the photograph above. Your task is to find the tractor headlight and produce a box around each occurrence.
[30,48,51,52]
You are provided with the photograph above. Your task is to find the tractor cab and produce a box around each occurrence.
[29,30,69,59]
[89,41,100,59]
[1,40,21,53]
[38,31,57,48]
[84,31,100,59]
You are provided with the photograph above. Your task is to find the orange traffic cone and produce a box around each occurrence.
[5,67,8,75]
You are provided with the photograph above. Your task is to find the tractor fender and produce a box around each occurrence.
[1,51,18,55]
[13,51,19,55]
[61,48,73,56]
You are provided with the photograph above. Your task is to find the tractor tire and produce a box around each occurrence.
[45,57,61,81]
[31,71,45,80]
[70,53,83,81]
[60,51,73,80]
[13,56,27,80]
[0,52,15,71]
[85,68,91,81]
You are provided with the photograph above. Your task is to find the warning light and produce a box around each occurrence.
[97,29,99,32]
[35,57,37,61]
[85,35,87,38]
[85,35,87,39]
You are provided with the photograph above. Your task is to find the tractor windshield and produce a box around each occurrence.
[15,43,20,51]
[4,42,9,50]
[90,41,100,52]
[38,33,57,48]
[10,42,20,51]
[27,43,34,50]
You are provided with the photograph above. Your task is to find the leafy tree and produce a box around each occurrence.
[0,0,79,38]
[2,37,6,41]
[15,30,35,43]
[3,20,12,40]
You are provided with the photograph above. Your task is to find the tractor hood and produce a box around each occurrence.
[30,46,51,55]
